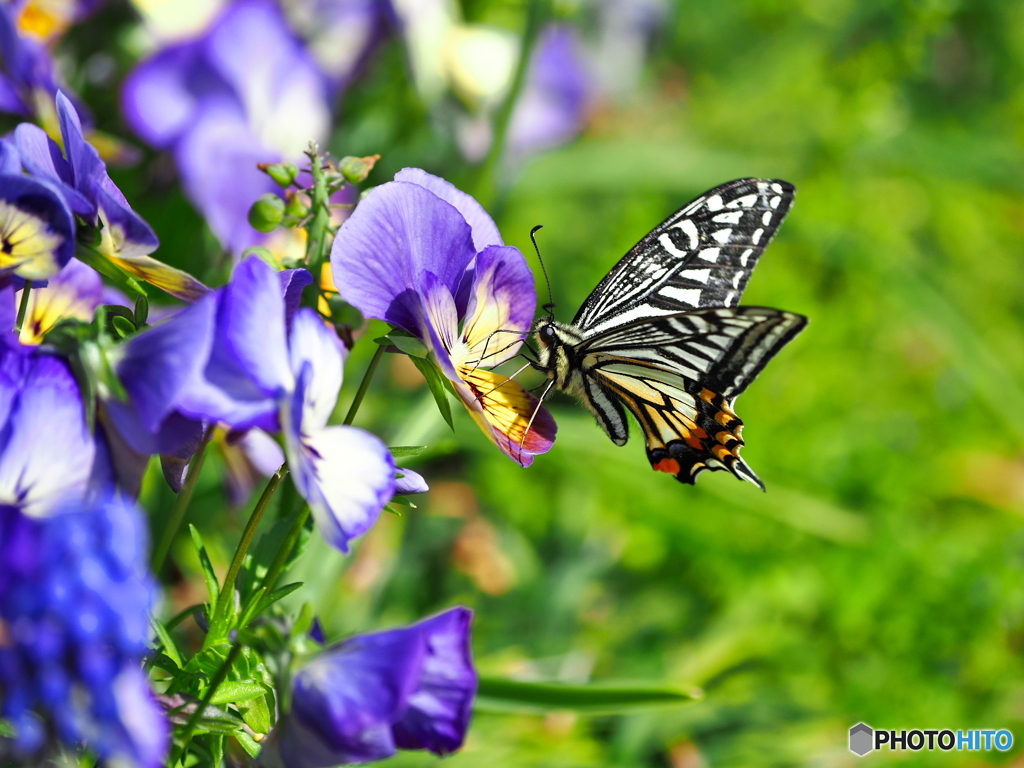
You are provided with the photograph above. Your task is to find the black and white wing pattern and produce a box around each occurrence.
[573,307,807,487]
[572,179,795,336]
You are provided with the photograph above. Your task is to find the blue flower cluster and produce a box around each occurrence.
[0,493,166,766]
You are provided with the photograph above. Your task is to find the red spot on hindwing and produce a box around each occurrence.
[653,457,681,475]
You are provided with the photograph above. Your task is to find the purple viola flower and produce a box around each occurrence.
[261,607,476,768]
[216,426,286,506]
[0,338,97,516]
[331,168,556,466]
[0,492,168,767]
[16,257,103,344]
[447,23,593,165]
[506,24,593,163]
[122,0,332,254]
[116,257,395,552]
[283,0,393,90]
[9,92,208,301]
[0,173,75,281]
[0,2,58,119]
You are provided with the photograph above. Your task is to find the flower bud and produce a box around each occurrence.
[264,162,299,187]
[339,154,380,184]
[248,193,286,232]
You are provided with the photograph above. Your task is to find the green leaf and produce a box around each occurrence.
[210,734,225,767]
[411,356,454,431]
[235,730,262,758]
[389,445,427,457]
[189,525,220,606]
[474,676,702,715]
[133,294,149,326]
[256,581,303,613]
[150,618,184,669]
[209,682,268,706]
[378,330,429,357]
[237,693,272,735]
[111,314,136,339]
[0,719,15,738]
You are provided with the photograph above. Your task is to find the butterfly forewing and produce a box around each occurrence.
[573,179,795,336]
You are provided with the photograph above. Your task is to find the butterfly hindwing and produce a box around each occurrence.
[572,179,795,336]
[575,307,807,486]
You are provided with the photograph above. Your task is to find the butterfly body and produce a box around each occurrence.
[533,179,808,488]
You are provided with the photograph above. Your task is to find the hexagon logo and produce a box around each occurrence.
[849,723,874,757]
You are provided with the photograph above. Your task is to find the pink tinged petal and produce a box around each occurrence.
[452,369,556,467]
[330,180,478,336]
[284,371,394,553]
[393,607,477,755]
[288,308,345,430]
[0,354,94,516]
[394,168,502,250]
[460,244,537,366]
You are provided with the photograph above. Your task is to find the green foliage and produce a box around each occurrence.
[69,0,1024,765]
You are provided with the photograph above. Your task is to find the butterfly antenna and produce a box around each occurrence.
[530,225,555,320]
[517,378,555,464]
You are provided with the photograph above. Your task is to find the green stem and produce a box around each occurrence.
[152,440,209,573]
[75,242,147,299]
[304,144,332,270]
[14,280,31,333]
[474,0,549,205]
[171,642,242,766]
[260,504,311,596]
[211,467,287,630]
[343,344,386,425]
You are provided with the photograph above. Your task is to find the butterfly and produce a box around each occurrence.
[531,178,807,489]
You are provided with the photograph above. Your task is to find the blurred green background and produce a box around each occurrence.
[81,0,1024,765]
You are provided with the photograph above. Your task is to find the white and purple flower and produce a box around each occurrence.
[262,607,476,767]
[0,336,97,516]
[332,168,556,466]
[115,257,396,552]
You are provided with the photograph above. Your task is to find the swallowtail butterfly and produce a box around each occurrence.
[533,179,807,488]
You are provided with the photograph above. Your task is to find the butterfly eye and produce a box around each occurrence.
[539,325,556,343]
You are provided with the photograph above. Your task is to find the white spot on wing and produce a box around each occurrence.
[751,228,764,244]
[672,218,700,249]
[658,232,687,259]
[705,194,724,211]
[769,195,782,209]
[727,194,757,209]
[698,247,720,263]
[740,248,753,266]
[713,210,744,225]
[660,286,702,306]
[686,268,711,284]
[712,228,733,244]
[761,211,772,225]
